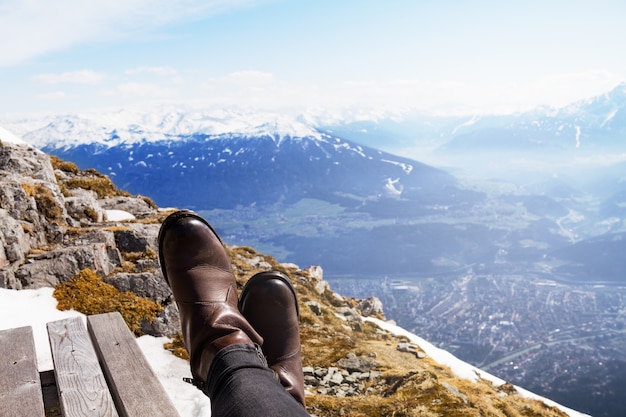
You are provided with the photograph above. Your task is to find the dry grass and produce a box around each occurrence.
[50,155,79,173]
[21,182,64,222]
[53,268,163,335]
[164,334,189,360]
[64,176,129,199]
[122,249,158,263]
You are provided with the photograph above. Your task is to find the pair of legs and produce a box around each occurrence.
[158,210,309,417]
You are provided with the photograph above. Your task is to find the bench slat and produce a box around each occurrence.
[87,313,180,417]
[47,317,119,417]
[0,326,45,417]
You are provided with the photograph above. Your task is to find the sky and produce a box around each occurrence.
[1,0,626,119]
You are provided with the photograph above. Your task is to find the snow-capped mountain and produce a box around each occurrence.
[21,108,328,149]
[439,83,626,154]
[18,110,460,211]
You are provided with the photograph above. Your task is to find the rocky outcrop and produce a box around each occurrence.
[0,140,178,336]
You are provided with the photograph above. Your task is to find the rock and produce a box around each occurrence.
[141,303,180,337]
[314,279,329,295]
[397,342,426,358]
[337,353,378,373]
[305,364,382,397]
[0,181,47,247]
[0,143,56,183]
[329,372,344,386]
[0,269,19,289]
[306,265,323,280]
[306,301,323,316]
[0,209,30,266]
[104,271,171,303]
[441,381,468,403]
[335,306,362,322]
[397,342,415,353]
[114,224,159,253]
[65,189,105,223]
[355,296,384,317]
[15,244,116,288]
[99,196,157,219]
[242,255,272,270]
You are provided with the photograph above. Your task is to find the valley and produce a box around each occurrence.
[199,182,626,417]
[326,269,626,417]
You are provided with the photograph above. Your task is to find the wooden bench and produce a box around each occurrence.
[0,312,180,417]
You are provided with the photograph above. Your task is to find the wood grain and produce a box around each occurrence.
[47,317,119,417]
[87,313,180,417]
[0,326,45,417]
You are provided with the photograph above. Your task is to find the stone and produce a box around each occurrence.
[0,143,56,183]
[441,382,468,403]
[356,296,385,317]
[104,271,172,303]
[306,265,323,281]
[397,342,418,354]
[0,209,29,265]
[15,244,116,288]
[141,303,180,337]
[114,224,159,253]
[0,269,19,289]
[314,279,329,295]
[329,372,344,386]
[99,196,157,219]
[335,306,362,322]
[65,189,105,223]
[337,353,378,373]
[306,301,323,316]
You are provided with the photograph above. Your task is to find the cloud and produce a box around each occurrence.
[32,70,106,85]
[35,91,69,100]
[192,69,626,117]
[0,0,267,68]
[103,82,178,98]
[126,67,178,76]
[222,70,276,84]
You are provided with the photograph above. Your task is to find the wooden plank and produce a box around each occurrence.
[87,313,180,417]
[47,317,119,417]
[0,326,45,417]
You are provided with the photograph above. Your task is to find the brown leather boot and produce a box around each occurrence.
[158,210,263,390]
[239,271,306,407]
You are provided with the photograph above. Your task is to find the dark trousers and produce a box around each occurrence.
[206,344,310,417]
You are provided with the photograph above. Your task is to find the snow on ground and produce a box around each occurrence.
[105,209,136,221]
[0,287,212,416]
[0,125,29,146]
[0,287,588,417]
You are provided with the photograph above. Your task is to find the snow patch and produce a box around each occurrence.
[384,178,403,195]
[601,109,618,127]
[105,209,136,221]
[381,159,413,174]
[0,125,29,146]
